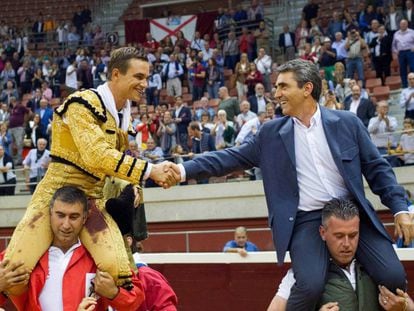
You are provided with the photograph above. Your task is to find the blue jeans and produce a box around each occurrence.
[346,57,364,84]
[398,50,414,88]
[207,81,220,99]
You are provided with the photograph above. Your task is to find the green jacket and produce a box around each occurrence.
[317,261,380,311]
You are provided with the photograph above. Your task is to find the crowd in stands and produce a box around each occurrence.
[1,0,414,194]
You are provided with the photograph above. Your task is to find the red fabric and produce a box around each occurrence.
[137,266,178,311]
[143,40,160,52]
[246,70,263,88]
[135,123,150,143]
[125,19,150,44]
[8,246,144,311]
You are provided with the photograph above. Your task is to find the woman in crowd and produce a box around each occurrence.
[31,67,44,91]
[206,57,221,99]
[323,90,343,110]
[295,19,309,56]
[25,113,44,148]
[0,61,16,87]
[0,123,11,156]
[161,36,174,55]
[245,62,263,97]
[211,109,235,150]
[174,30,189,52]
[234,53,250,100]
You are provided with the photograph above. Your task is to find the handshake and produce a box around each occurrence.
[148,161,182,189]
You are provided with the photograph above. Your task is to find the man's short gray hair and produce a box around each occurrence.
[321,199,359,227]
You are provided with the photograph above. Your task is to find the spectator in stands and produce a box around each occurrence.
[368,100,398,155]
[143,33,159,54]
[247,0,264,21]
[385,4,403,37]
[300,42,318,64]
[239,27,256,62]
[319,37,337,82]
[162,54,184,97]
[200,112,214,133]
[31,68,44,92]
[36,98,53,139]
[157,110,177,156]
[65,58,78,94]
[194,97,215,122]
[344,84,375,127]
[190,31,205,52]
[77,59,93,90]
[0,144,16,196]
[309,18,323,42]
[125,140,140,159]
[23,137,50,194]
[311,36,322,59]
[302,0,319,26]
[323,90,342,110]
[9,97,30,165]
[142,136,163,165]
[67,26,80,49]
[365,19,380,53]
[400,72,414,120]
[404,0,414,29]
[364,4,378,32]
[254,21,270,55]
[56,21,68,49]
[92,56,107,88]
[32,13,44,44]
[146,64,162,107]
[10,52,21,75]
[370,24,392,85]
[136,114,151,146]
[223,226,258,257]
[173,95,192,151]
[211,109,235,150]
[218,86,240,122]
[27,88,42,113]
[327,11,344,40]
[188,120,216,155]
[41,81,52,102]
[245,63,263,97]
[72,6,84,36]
[25,113,44,149]
[254,48,272,92]
[175,30,189,52]
[397,118,414,166]
[345,29,367,85]
[295,20,310,56]
[234,3,248,22]
[0,81,18,106]
[332,32,347,64]
[344,79,369,100]
[0,61,16,87]
[235,111,268,146]
[191,56,206,102]
[236,100,257,130]
[0,123,11,156]
[0,103,9,124]
[392,19,414,88]
[17,59,33,95]
[223,31,239,71]
[248,83,270,114]
[210,33,222,51]
[234,53,250,100]
[206,58,221,100]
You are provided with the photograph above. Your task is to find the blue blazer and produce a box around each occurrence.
[35,108,53,136]
[183,107,407,263]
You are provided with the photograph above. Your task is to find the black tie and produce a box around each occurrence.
[118,112,123,128]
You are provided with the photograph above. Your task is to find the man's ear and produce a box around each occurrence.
[319,225,326,241]
[111,68,120,81]
[303,82,314,97]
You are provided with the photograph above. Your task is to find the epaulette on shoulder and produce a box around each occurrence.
[55,89,107,122]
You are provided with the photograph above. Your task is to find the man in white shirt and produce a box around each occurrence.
[400,72,414,119]
[190,31,205,52]
[160,59,412,310]
[344,84,375,127]
[368,100,398,152]
[162,54,183,97]
[236,100,257,130]
[254,48,273,92]
[235,111,267,146]
[65,58,78,93]
[331,32,347,63]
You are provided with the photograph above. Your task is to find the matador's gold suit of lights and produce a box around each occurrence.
[4,90,147,295]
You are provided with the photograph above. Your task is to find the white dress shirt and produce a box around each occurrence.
[39,241,81,311]
[400,87,414,111]
[293,106,350,211]
[349,99,360,115]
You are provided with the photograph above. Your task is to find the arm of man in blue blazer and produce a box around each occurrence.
[355,117,414,244]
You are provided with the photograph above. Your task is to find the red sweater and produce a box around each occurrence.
[5,246,144,311]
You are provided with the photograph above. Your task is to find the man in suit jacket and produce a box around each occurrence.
[279,25,296,61]
[248,83,272,114]
[404,0,414,29]
[344,84,375,127]
[162,59,412,311]
[172,95,192,152]
[35,98,53,138]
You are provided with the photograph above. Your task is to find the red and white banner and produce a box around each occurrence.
[150,15,197,43]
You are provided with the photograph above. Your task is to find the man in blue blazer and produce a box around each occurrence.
[160,59,413,310]
[343,84,375,127]
[35,98,53,138]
